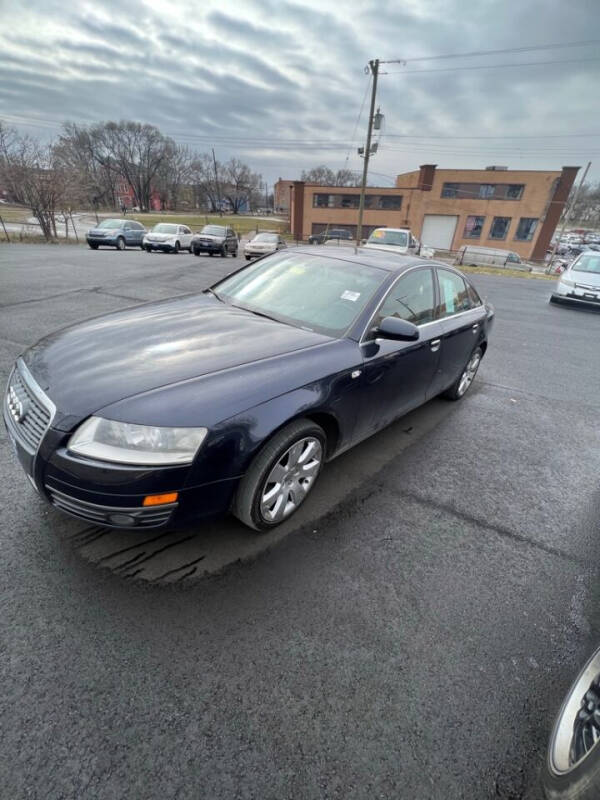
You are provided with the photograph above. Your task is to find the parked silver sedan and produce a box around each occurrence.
[244,232,287,261]
[550,252,600,308]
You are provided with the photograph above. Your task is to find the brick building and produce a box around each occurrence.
[288,164,579,261]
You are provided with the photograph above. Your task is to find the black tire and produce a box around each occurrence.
[542,647,600,799]
[88,243,98,250]
[245,256,251,261]
[140,245,145,250]
[232,418,326,532]
[220,246,226,258]
[443,346,482,401]
[173,241,180,254]
[192,246,200,256]
[145,245,152,253]
[116,237,125,251]
[209,252,213,257]
[232,249,238,258]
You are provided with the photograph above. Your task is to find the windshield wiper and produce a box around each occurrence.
[230,303,280,323]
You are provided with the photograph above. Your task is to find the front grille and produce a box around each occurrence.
[45,485,176,528]
[4,361,54,453]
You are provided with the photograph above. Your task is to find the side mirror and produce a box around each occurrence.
[375,316,419,341]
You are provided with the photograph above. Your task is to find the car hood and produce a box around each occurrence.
[146,232,174,241]
[23,295,331,429]
[363,242,409,255]
[567,269,600,288]
[193,233,224,242]
[87,228,119,236]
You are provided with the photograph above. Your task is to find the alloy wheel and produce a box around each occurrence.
[457,351,481,396]
[260,436,322,524]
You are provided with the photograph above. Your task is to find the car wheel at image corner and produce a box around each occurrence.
[116,237,125,251]
[443,346,482,401]
[232,418,326,532]
[542,647,600,799]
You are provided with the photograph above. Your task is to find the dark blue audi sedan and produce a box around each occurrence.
[4,248,493,532]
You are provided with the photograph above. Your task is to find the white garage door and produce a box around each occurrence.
[421,215,459,250]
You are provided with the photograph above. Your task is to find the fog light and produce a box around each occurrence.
[143,492,178,506]
[109,513,137,526]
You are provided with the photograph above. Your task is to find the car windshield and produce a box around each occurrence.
[98,219,123,229]
[571,254,600,274]
[152,224,178,234]
[214,252,386,337]
[202,225,226,235]
[368,230,409,247]
[253,233,278,242]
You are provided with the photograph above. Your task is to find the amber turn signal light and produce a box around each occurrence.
[143,492,178,506]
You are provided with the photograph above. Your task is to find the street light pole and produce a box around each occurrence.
[356,59,379,245]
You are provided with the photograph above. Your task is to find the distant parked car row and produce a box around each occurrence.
[86,219,294,260]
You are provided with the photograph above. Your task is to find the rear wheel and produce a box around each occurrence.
[443,346,482,401]
[232,248,238,257]
[116,237,125,251]
[220,246,226,258]
[232,418,325,532]
[542,647,600,799]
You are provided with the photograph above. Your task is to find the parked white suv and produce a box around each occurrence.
[143,224,193,253]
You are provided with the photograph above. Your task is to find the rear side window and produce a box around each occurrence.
[437,269,473,317]
[372,269,435,329]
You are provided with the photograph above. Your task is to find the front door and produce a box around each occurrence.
[353,267,444,441]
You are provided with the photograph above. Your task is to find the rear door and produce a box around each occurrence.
[431,267,487,395]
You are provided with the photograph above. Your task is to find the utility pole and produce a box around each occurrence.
[265,182,269,212]
[547,160,591,272]
[356,59,380,245]
[212,148,222,215]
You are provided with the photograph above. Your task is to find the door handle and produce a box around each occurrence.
[430,339,441,352]
[472,324,479,334]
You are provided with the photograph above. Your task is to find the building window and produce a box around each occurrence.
[479,184,495,199]
[441,183,459,198]
[514,217,538,241]
[312,193,402,210]
[463,215,485,239]
[489,217,512,240]
[506,184,524,199]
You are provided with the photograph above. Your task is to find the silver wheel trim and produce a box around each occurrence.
[457,351,481,396]
[260,436,322,523]
[550,650,600,774]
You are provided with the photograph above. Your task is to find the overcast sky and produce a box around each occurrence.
[1,0,599,185]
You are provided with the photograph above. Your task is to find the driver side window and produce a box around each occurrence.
[372,269,435,330]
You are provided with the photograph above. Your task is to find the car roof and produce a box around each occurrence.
[291,245,438,273]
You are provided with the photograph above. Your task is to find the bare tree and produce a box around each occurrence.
[222,158,262,214]
[0,121,70,240]
[301,165,361,186]
[55,123,119,209]
[155,143,195,210]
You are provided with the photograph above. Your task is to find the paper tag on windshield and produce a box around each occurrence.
[341,290,360,302]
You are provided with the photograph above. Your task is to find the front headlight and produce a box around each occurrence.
[68,417,207,465]
[559,276,575,287]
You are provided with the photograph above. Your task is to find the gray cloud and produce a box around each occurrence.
[0,0,599,183]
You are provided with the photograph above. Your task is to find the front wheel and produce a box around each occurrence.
[245,255,251,261]
[144,245,152,252]
[542,647,600,799]
[220,246,226,258]
[443,346,482,401]
[88,243,98,250]
[192,246,200,256]
[232,418,325,531]
[173,241,180,254]
[116,237,125,251]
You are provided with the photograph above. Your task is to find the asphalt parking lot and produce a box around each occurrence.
[2,244,600,799]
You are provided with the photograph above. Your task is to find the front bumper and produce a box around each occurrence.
[192,241,224,253]
[551,289,600,308]
[144,241,176,252]
[244,249,274,257]
[4,408,238,530]
[87,236,118,246]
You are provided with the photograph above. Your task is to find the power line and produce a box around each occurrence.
[380,56,600,75]
[380,38,600,64]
